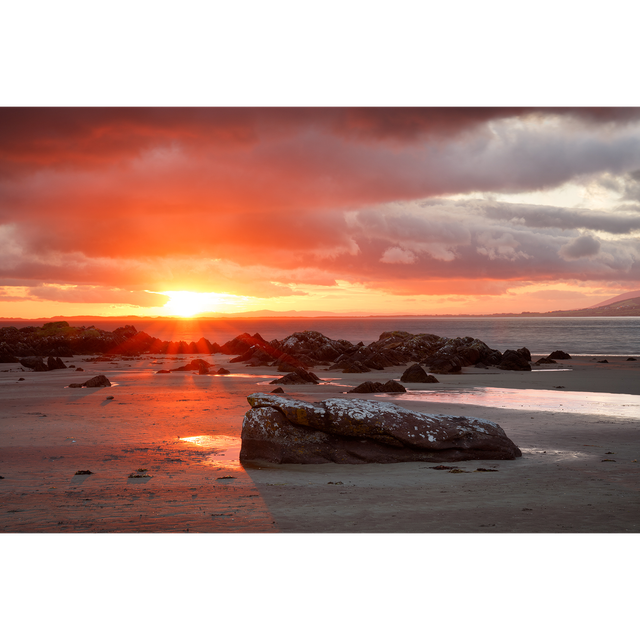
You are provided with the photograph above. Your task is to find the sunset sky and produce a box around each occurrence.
[2,107,640,318]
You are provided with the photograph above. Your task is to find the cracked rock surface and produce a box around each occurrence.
[240,393,522,464]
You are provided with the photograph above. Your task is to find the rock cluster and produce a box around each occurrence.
[218,328,535,376]
[1,323,538,377]
[19,356,68,371]
[0,321,220,359]
[240,393,522,464]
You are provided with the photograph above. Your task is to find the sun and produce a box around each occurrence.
[162,291,213,317]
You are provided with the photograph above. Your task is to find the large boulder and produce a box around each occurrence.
[240,393,522,464]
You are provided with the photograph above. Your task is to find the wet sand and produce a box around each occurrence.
[1,353,639,533]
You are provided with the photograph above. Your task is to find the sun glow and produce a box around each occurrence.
[161,291,219,317]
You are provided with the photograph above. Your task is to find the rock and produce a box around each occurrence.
[549,350,571,359]
[270,367,321,385]
[498,350,532,371]
[215,367,230,375]
[76,367,84,371]
[271,387,285,394]
[219,332,270,355]
[275,330,355,363]
[19,356,49,371]
[426,358,462,375]
[627,357,637,361]
[400,364,439,383]
[516,347,532,361]
[597,359,609,363]
[536,357,557,364]
[348,380,406,393]
[47,356,67,370]
[240,393,522,464]
[68,383,84,388]
[171,358,212,372]
[156,369,171,374]
[82,374,111,387]
[340,361,372,373]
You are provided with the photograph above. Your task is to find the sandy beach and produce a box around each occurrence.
[1,352,638,534]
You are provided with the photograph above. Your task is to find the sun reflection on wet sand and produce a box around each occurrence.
[378,387,640,419]
[179,435,242,469]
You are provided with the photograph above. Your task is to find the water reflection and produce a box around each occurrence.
[377,387,640,419]
[256,378,351,387]
[179,435,242,469]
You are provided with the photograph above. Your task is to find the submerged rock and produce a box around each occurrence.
[240,393,522,464]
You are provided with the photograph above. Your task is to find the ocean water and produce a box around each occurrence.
[7,315,637,357]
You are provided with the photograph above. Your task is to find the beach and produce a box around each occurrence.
[1,352,638,534]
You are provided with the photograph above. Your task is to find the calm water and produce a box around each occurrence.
[6,315,637,357]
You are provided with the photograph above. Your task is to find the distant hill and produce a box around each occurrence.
[514,295,640,317]
[589,290,640,309]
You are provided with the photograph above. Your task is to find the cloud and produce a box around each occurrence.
[380,247,417,264]
[26,285,170,307]
[558,234,602,260]
[482,201,640,234]
[2,108,640,309]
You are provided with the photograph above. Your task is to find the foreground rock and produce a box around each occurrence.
[240,393,522,464]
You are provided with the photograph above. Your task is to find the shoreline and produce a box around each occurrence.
[1,352,639,533]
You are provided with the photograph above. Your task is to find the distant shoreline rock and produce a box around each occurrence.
[2,323,542,379]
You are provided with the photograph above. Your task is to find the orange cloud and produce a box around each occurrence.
[2,108,640,316]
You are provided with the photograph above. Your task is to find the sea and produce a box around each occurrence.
[6,316,638,357]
